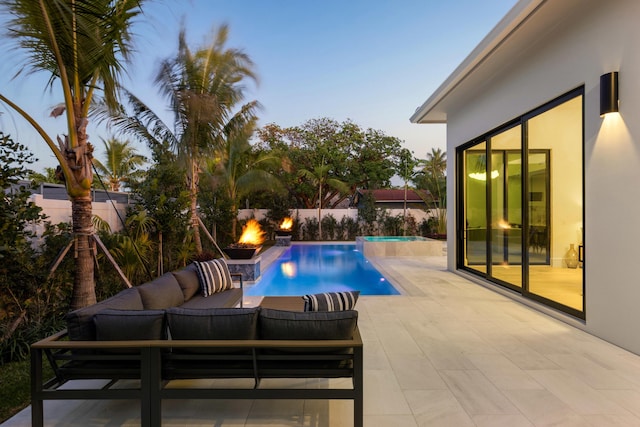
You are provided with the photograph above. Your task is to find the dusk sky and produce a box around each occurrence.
[0,0,518,174]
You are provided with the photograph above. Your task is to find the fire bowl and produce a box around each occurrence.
[223,246,262,259]
[275,229,292,237]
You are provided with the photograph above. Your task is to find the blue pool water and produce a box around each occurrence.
[245,244,400,296]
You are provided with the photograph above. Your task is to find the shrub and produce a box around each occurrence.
[321,214,338,240]
[302,217,319,240]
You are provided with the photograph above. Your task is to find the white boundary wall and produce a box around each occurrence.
[29,194,128,236]
[238,208,435,225]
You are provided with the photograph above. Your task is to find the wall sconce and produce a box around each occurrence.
[600,71,619,116]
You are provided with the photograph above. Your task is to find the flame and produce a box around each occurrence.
[280,217,293,231]
[238,219,266,246]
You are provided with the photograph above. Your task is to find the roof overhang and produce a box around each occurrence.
[410,0,570,124]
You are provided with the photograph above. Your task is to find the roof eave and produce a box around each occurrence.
[409,0,546,124]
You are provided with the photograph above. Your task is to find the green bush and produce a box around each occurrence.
[320,214,337,240]
[302,217,319,240]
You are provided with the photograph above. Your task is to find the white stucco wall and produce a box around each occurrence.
[238,208,435,226]
[28,194,128,248]
[443,0,640,354]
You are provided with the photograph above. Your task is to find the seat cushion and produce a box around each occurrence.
[302,291,360,312]
[179,288,242,309]
[172,263,200,301]
[65,287,144,341]
[136,272,184,309]
[194,258,233,296]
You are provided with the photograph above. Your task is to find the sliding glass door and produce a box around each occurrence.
[457,89,584,318]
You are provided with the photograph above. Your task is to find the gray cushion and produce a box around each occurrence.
[172,263,200,301]
[65,287,143,341]
[94,309,167,341]
[179,288,242,309]
[166,307,259,354]
[136,272,184,309]
[166,307,259,340]
[259,308,358,340]
[302,291,360,312]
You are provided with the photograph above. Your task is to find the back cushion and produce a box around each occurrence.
[94,309,167,341]
[166,307,259,354]
[172,263,200,301]
[66,287,143,341]
[166,307,259,340]
[136,272,184,309]
[194,258,233,297]
[259,308,358,340]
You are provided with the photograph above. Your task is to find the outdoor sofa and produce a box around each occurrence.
[30,259,364,427]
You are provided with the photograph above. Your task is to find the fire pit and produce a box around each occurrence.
[275,217,293,246]
[223,219,266,281]
[275,217,293,236]
[222,244,262,259]
[223,219,266,260]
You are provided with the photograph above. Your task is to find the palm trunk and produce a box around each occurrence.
[231,201,238,241]
[190,192,202,254]
[70,196,96,310]
[187,159,203,254]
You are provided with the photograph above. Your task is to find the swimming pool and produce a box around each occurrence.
[245,244,400,296]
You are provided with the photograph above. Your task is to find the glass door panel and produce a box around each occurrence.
[527,96,583,312]
[527,152,550,265]
[490,126,522,288]
[463,143,487,273]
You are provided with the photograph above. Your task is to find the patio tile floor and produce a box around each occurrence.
[4,254,640,426]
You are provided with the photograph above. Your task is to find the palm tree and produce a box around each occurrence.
[107,24,258,254]
[0,0,146,309]
[297,157,349,239]
[158,25,258,254]
[422,147,446,206]
[205,120,284,240]
[421,147,447,234]
[93,137,146,192]
[397,148,419,235]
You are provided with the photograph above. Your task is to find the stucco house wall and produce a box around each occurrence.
[416,0,640,354]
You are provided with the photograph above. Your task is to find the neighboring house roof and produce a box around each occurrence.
[410,0,585,124]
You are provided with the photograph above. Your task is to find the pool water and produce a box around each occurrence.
[245,244,400,296]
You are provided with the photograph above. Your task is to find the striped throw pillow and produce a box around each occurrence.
[194,259,233,297]
[302,291,360,312]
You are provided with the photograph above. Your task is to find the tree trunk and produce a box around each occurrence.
[188,160,203,254]
[70,197,96,309]
[231,201,238,241]
[190,190,202,254]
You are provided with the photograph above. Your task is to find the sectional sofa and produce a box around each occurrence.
[30,259,363,427]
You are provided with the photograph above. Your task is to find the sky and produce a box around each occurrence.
[0,0,518,174]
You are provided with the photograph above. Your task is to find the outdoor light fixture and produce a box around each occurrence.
[600,71,619,116]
